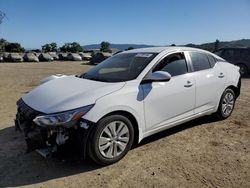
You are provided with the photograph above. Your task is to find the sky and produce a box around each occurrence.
[0,0,250,49]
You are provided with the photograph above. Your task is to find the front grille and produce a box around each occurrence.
[17,99,42,121]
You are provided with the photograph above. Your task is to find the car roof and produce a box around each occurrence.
[121,46,225,61]
[122,46,211,53]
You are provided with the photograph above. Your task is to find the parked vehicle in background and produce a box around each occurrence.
[23,53,39,62]
[15,47,241,165]
[39,53,53,62]
[8,53,23,62]
[214,47,250,76]
[58,53,68,60]
[67,53,82,61]
[79,52,92,61]
[3,52,9,61]
[49,52,59,60]
[90,52,112,64]
[0,54,4,62]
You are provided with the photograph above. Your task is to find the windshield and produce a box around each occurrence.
[82,52,158,82]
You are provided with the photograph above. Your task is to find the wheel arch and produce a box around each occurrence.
[100,110,140,146]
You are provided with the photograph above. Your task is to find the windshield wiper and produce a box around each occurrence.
[88,77,109,82]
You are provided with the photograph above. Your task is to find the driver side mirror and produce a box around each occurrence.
[142,71,171,83]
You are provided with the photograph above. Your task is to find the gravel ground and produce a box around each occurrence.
[0,61,249,188]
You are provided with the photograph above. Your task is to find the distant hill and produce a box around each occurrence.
[83,39,250,52]
[185,39,250,51]
[83,44,154,50]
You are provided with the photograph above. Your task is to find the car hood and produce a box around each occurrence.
[22,76,125,114]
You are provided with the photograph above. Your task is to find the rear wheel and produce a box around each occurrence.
[88,115,134,165]
[216,88,236,119]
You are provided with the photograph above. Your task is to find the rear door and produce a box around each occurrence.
[188,51,226,114]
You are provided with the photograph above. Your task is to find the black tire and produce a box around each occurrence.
[87,115,134,165]
[237,64,248,76]
[216,88,236,120]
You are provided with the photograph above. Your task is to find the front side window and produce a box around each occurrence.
[153,53,188,77]
[82,53,158,82]
[189,52,211,71]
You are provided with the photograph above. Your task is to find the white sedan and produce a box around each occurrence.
[15,47,241,165]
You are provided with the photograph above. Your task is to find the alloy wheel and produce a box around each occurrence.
[222,92,235,116]
[98,121,130,159]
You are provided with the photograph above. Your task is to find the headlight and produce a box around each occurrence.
[33,104,94,127]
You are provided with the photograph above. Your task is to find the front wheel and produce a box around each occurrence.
[88,115,134,165]
[216,88,236,119]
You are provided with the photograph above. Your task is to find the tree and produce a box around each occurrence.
[50,42,57,52]
[0,38,8,52]
[126,47,134,51]
[42,44,52,52]
[214,39,220,51]
[5,42,25,52]
[100,41,110,52]
[60,42,83,53]
[171,44,176,46]
[42,42,57,52]
[71,42,83,53]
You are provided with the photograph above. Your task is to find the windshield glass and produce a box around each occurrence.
[82,52,158,82]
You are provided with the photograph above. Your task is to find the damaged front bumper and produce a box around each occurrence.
[15,99,94,158]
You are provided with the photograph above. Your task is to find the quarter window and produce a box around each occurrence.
[207,54,217,68]
[153,53,188,77]
[189,52,211,71]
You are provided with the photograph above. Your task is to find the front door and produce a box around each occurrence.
[142,52,195,131]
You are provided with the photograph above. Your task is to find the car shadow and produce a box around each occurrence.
[0,115,219,187]
[136,115,219,147]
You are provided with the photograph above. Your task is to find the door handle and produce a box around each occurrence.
[218,72,224,78]
[184,81,193,87]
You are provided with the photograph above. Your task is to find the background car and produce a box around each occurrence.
[49,52,59,60]
[38,53,53,62]
[0,54,4,62]
[79,52,92,61]
[214,47,250,76]
[7,53,23,62]
[23,52,39,62]
[58,53,68,60]
[90,52,112,64]
[67,53,82,61]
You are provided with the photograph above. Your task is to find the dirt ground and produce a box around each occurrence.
[0,61,249,188]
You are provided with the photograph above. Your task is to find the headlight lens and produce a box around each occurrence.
[33,104,94,127]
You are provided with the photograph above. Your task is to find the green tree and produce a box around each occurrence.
[71,42,83,53]
[214,39,220,51]
[100,41,110,52]
[42,42,57,52]
[50,42,57,52]
[0,38,8,52]
[5,43,25,52]
[42,44,52,52]
[60,42,83,53]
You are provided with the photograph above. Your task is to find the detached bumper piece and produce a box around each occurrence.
[15,99,95,159]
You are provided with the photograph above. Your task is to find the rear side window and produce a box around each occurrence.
[189,52,211,71]
[207,54,217,67]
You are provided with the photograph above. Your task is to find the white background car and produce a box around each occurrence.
[16,47,241,165]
